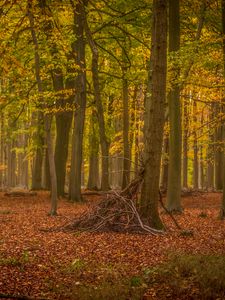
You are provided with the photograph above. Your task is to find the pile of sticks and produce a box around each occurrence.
[65,170,164,235]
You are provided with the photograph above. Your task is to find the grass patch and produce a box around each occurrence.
[0,250,30,267]
[51,262,146,300]
[145,254,225,299]
[71,280,145,300]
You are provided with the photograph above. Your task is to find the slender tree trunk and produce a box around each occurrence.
[183,98,189,188]
[83,6,110,191]
[43,146,51,190]
[221,0,225,218]
[166,0,182,212]
[7,140,16,188]
[160,134,169,191]
[140,0,167,229]
[28,1,57,215]
[32,112,44,190]
[69,0,87,201]
[87,110,99,190]
[215,114,223,190]
[121,65,130,189]
[206,104,214,190]
[0,113,4,187]
[193,98,199,190]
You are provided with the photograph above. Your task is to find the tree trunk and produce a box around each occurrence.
[69,0,87,202]
[215,116,223,190]
[53,71,73,197]
[182,98,189,188]
[0,113,5,187]
[221,0,225,218]
[7,140,16,188]
[45,115,57,215]
[140,0,167,229]
[166,0,182,212]
[160,134,169,191]
[83,6,110,191]
[43,146,51,190]
[193,98,199,189]
[31,112,44,190]
[206,104,214,190]
[28,1,57,215]
[121,65,130,189]
[87,110,100,190]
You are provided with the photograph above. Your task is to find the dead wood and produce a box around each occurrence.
[64,169,165,235]
[4,189,37,197]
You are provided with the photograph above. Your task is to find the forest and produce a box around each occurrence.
[0,0,225,299]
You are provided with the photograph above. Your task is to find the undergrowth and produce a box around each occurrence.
[145,254,225,299]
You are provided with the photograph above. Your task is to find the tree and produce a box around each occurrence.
[83,4,111,191]
[221,0,225,218]
[139,0,167,229]
[166,0,182,212]
[27,0,57,215]
[69,0,87,202]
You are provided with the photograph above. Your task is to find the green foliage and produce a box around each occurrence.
[0,251,30,267]
[130,275,142,287]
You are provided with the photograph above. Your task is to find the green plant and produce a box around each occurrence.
[130,276,142,287]
[0,257,22,267]
[146,254,225,299]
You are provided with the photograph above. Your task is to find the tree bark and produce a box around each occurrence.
[206,104,214,190]
[193,98,199,190]
[182,98,189,188]
[215,115,223,190]
[53,71,73,197]
[31,112,44,190]
[87,110,100,190]
[83,5,110,191]
[166,0,182,212]
[221,0,225,218]
[121,63,130,189]
[140,0,167,229]
[160,134,169,191]
[27,1,57,215]
[69,0,87,201]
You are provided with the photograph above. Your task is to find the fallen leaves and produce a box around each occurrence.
[0,191,224,299]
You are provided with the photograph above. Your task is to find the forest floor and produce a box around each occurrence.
[0,191,225,300]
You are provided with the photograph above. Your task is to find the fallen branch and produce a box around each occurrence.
[158,190,182,230]
[0,293,49,300]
